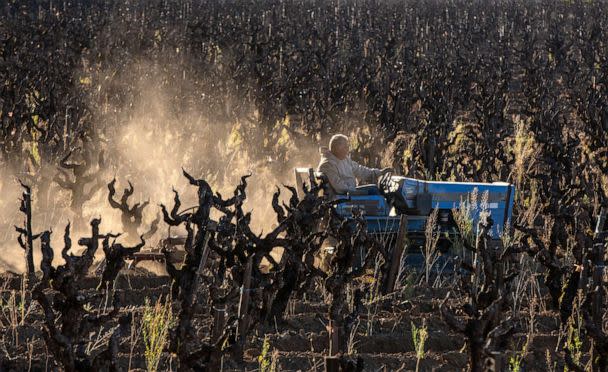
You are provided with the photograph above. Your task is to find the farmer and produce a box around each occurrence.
[317,134,392,196]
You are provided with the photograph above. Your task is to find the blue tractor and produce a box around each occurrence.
[294,168,515,284]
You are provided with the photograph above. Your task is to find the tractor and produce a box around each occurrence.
[294,168,515,287]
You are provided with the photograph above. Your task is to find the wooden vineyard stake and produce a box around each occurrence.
[383,214,408,294]
[196,228,213,275]
[212,305,226,343]
[231,255,254,361]
[237,255,254,343]
[324,319,341,372]
[324,355,340,372]
[328,319,340,356]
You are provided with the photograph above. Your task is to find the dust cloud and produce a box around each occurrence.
[0,59,325,273]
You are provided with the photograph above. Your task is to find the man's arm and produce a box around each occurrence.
[350,159,382,183]
[318,162,354,194]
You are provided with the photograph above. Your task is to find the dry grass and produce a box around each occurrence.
[142,296,173,372]
[0,275,33,347]
[422,207,440,286]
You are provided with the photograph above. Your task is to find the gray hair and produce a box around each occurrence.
[329,134,349,152]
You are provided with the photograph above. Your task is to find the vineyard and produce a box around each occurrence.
[1,0,608,371]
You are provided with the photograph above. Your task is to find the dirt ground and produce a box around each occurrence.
[0,270,566,371]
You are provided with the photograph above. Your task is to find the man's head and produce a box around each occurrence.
[329,134,350,160]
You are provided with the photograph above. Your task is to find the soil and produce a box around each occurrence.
[0,271,568,371]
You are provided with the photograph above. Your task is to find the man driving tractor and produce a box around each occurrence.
[317,134,392,196]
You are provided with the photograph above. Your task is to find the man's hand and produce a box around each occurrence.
[377,168,394,192]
